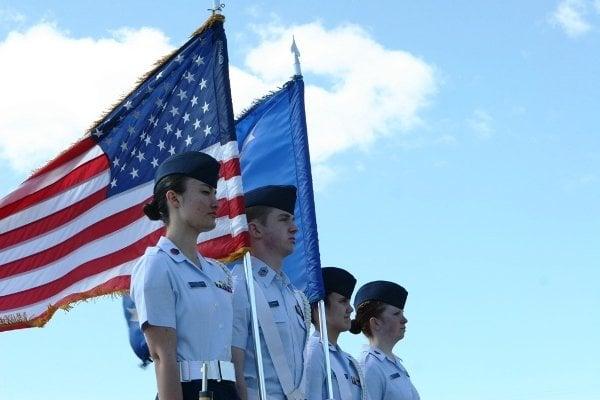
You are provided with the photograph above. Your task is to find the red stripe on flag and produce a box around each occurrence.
[0,199,149,279]
[28,137,97,180]
[0,188,107,251]
[0,230,163,311]
[200,231,250,260]
[0,155,108,220]
[220,158,241,181]
[216,195,245,219]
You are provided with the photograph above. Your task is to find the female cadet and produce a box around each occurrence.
[304,267,366,400]
[130,151,240,400]
[350,281,420,400]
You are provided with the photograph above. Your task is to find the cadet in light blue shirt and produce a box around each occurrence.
[231,185,309,400]
[304,267,365,400]
[130,151,240,400]
[351,281,420,400]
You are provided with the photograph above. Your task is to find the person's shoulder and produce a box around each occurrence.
[361,348,384,366]
[132,245,169,273]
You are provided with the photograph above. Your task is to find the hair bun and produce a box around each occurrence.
[143,202,161,220]
[349,319,361,335]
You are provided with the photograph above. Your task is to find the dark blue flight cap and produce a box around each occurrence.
[322,267,357,300]
[354,281,408,310]
[154,151,220,191]
[245,185,297,214]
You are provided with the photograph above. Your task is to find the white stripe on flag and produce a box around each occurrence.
[0,172,110,233]
[0,145,104,208]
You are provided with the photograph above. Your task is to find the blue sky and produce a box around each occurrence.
[1,1,599,399]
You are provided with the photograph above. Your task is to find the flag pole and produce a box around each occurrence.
[243,252,268,400]
[318,300,335,400]
[290,37,334,399]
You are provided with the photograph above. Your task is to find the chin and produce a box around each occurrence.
[197,220,216,232]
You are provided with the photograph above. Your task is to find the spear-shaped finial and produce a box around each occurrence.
[291,36,302,76]
[211,1,224,14]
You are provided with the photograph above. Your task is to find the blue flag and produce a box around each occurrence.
[236,75,324,302]
[123,295,151,366]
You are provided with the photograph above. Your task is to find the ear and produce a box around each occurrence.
[165,189,181,208]
[248,221,263,239]
[369,316,381,333]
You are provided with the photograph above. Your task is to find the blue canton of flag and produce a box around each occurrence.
[91,19,234,195]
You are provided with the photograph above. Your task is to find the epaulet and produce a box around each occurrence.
[146,246,160,256]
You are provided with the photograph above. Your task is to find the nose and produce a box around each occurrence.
[289,220,298,233]
[402,315,408,324]
[210,192,218,209]
[348,304,354,314]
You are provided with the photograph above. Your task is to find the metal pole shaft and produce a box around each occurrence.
[318,300,335,400]
[202,362,208,392]
[244,252,268,400]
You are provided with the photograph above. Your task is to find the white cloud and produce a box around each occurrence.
[240,22,437,165]
[551,0,592,38]
[468,109,494,139]
[0,20,437,189]
[0,23,173,173]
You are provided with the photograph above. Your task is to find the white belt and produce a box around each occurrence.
[178,360,235,382]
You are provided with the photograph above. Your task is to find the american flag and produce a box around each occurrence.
[0,15,249,332]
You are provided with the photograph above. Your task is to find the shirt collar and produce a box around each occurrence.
[367,345,395,362]
[157,236,205,267]
[251,255,291,287]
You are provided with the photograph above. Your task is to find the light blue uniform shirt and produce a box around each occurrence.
[361,346,420,400]
[231,256,308,400]
[304,331,364,400]
[130,236,234,362]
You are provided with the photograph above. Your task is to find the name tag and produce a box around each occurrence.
[188,281,207,288]
[268,300,280,308]
[390,372,401,380]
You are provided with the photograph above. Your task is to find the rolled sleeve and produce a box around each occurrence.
[131,254,176,330]
[231,269,250,349]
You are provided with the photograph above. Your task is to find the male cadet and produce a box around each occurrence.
[231,185,310,400]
